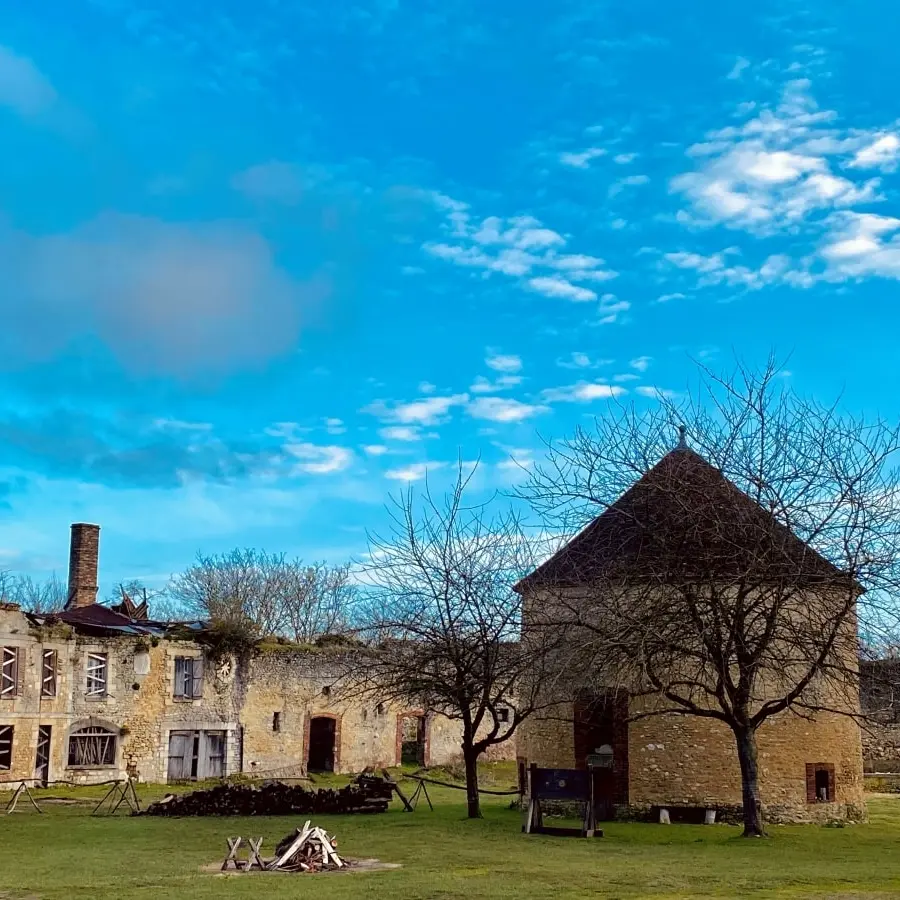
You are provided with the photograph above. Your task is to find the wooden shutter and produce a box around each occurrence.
[15,647,24,697]
[805,763,816,802]
[167,732,189,780]
[191,657,204,700]
[826,764,836,801]
[173,657,186,698]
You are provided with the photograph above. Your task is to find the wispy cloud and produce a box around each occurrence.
[541,382,626,403]
[232,161,305,204]
[467,397,547,423]
[379,426,425,442]
[485,352,522,373]
[560,147,606,168]
[0,45,56,117]
[364,393,469,426]
[385,462,445,482]
[285,443,353,475]
[470,375,522,394]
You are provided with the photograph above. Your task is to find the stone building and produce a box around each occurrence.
[0,524,514,786]
[516,445,865,824]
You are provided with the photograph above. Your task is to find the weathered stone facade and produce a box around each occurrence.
[0,604,513,786]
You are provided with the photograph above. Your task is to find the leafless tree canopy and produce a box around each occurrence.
[0,572,67,613]
[517,359,900,836]
[168,549,354,642]
[350,464,561,818]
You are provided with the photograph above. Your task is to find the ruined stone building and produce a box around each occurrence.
[0,524,514,786]
[516,445,865,824]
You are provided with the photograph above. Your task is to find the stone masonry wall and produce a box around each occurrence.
[0,607,515,786]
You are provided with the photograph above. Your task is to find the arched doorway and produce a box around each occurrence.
[307,717,337,772]
[397,713,428,766]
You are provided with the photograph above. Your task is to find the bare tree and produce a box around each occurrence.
[168,549,354,640]
[517,359,900,837]
[350,463,562,819]
[2,572,67,613]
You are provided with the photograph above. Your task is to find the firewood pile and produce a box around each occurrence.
[144,776,393,817]
[270,821,345,872]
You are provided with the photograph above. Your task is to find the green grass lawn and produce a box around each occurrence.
[2,773,900,900]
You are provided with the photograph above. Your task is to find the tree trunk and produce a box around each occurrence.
[462,742,482,819]
[735,725,764,837]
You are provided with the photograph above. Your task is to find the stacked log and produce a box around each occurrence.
[144,777,392,817]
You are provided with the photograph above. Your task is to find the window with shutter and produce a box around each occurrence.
[86,653,108,697]
[0,725,12,768]
[1,647,18,697]
[68,725,116,766]
[174,657,203,699]
[41,650,57,698]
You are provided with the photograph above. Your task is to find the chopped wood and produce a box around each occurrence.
[269,823,347,873]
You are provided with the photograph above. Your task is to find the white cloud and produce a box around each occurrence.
[424,195,615,295]
[364,394,468,426]
[670,80,888,242]
[284,443,353,475]
[418,381,437,394]
[542,382,626,403]
[727,57,750,80]
[362,444,389,456]
[613,153,637,165]
[486,352,523,373]
[470,375,522,394]
[0,45,56,117]
[467,397,547,423]
[560,148,606,168]
[528,276,597,302]
[385,462,445,482]
[557,351,593,369]
[231,161,305,204]
[665,249,810,290]
[379,426,423,442]
[324,418,346,435]
[636,386,680,399]
[629,356,652,372]
[657,292,686,303]
[849,134,900,171]
[608,175,650,197]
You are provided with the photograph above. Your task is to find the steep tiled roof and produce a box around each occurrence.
[518,446,842,590]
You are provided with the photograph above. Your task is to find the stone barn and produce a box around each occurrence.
[516,444,865,824]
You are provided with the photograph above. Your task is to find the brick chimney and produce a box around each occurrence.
[66,523,100,609]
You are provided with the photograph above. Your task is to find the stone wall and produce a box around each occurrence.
[0,607,515,786]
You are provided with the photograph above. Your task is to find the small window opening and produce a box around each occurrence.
[806,762,835,803]
[498,707,510,723]
[376,703,384,715]
[322,685,331,698]
[273,712,282,733]
[0,725,12,769]
[815,768,830,801]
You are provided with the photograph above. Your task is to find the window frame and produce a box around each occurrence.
[0,724,12,769]
[86,652,108,698]
[41,649,58,698]
[805,762,836,803]
[67,725,117,768]
[173,656,204,700]
[0,647,21,698]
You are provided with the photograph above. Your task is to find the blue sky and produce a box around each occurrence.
[1,0,900,594]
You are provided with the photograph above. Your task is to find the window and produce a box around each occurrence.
[375,703,384,716]
[0,725,12,769]
[68,725,117,767]
[1,647,22,698]
[806,763,836,803]
[322,685,331,698]
[86,653,108,697]
[173,657,203,700]
[41,650,57,698]
[273,712,282,733]
[498,707,510,723]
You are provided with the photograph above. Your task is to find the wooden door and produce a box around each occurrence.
[35,725,51,786]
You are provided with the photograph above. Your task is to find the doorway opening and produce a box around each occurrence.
[398,714,427,766]
[307,717,337,772]
[35,725,51,786]
[574,689,629,820]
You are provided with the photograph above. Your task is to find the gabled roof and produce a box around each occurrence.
[517,446,843,591]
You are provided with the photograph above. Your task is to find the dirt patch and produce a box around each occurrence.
[201,858,401,876]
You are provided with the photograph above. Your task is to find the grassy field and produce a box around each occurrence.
[1,771,900,899]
